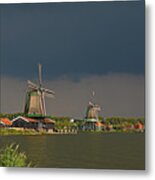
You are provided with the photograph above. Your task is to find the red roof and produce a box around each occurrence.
[0,118,12,126]
[25,117,38,123]
[43,118,55,124]
[95,121,103,127]
[134,122,144,129]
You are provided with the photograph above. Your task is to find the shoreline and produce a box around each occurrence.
[0,128,144,136]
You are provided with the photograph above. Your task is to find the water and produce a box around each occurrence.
[0,133,145,170]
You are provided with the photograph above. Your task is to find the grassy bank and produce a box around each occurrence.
[0,128,47,135]
[0,127,144,136]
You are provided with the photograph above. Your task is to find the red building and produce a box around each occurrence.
[0,118,12,127]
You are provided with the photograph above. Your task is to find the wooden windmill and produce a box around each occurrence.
[85,91,101,120]
[24,64,55,116]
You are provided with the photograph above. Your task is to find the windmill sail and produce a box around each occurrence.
[41,92,46,115]
[27,80,38,90]
[38,63,42,86]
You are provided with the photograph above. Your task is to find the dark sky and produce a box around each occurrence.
[0,1,145,117]
[0,1,145,81]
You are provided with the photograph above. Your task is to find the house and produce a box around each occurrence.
[11,116,55,131]
[82,119,105,131]
[83,118,98,131]
[11,116,38,129]
[134,121,144,132]
[42,118,55,130]
[95,121,103,131]
[0,118,12,127]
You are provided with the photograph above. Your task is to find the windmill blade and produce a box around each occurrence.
[92,91,95,97]
[38,63,42,87]
[27,80,38,90]
[89,101,94,106]
[44,92,55,98]
[39,92,44,114]
[40,92,46,115]
[42,93,46,115]
[41,88,55,95]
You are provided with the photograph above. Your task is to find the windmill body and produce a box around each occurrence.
[24,64,55,116]
[86,102,101,120]
[85,92,101,122]
[83,92,102,131]
[24,90,43,115]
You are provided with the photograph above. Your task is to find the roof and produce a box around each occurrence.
[12,116,38,123]
[0,118,12,126]
[26,114,46,118]
[84,118,98,122]
[95,121,103,127]
[43,118,55,124]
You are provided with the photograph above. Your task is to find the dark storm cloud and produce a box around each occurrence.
[0,1,144,80]
[1,74,144,118]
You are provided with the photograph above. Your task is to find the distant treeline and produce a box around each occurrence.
[105,117,145,125]
[0,112,144,124]
[0,113,26,120]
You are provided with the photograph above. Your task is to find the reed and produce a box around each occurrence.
[0,144,32,167]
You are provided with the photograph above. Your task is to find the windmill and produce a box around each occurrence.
[24,64,55,116]
[85,91,101,120]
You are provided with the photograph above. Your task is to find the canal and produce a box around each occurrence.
[0,133,145,170]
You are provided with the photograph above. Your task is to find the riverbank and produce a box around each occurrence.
[0,128,42,135]
[0,127,144,136]
[0,128,79,135]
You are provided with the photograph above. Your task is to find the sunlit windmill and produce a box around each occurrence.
[24,64,55,116]
[86,91,101,120]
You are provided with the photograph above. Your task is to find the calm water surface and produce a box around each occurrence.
[0,133,145,169]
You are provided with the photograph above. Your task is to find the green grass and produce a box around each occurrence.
[0,128,42,135]
[0,144,33,167]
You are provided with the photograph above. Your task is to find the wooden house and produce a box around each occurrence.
[11,116,55,131]
[42,118,55,129]
[11,116,38,129]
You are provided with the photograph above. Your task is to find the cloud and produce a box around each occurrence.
[0,73,144,118]
[1,1,144,78]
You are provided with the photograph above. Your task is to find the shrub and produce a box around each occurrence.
[0,144,32,167]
